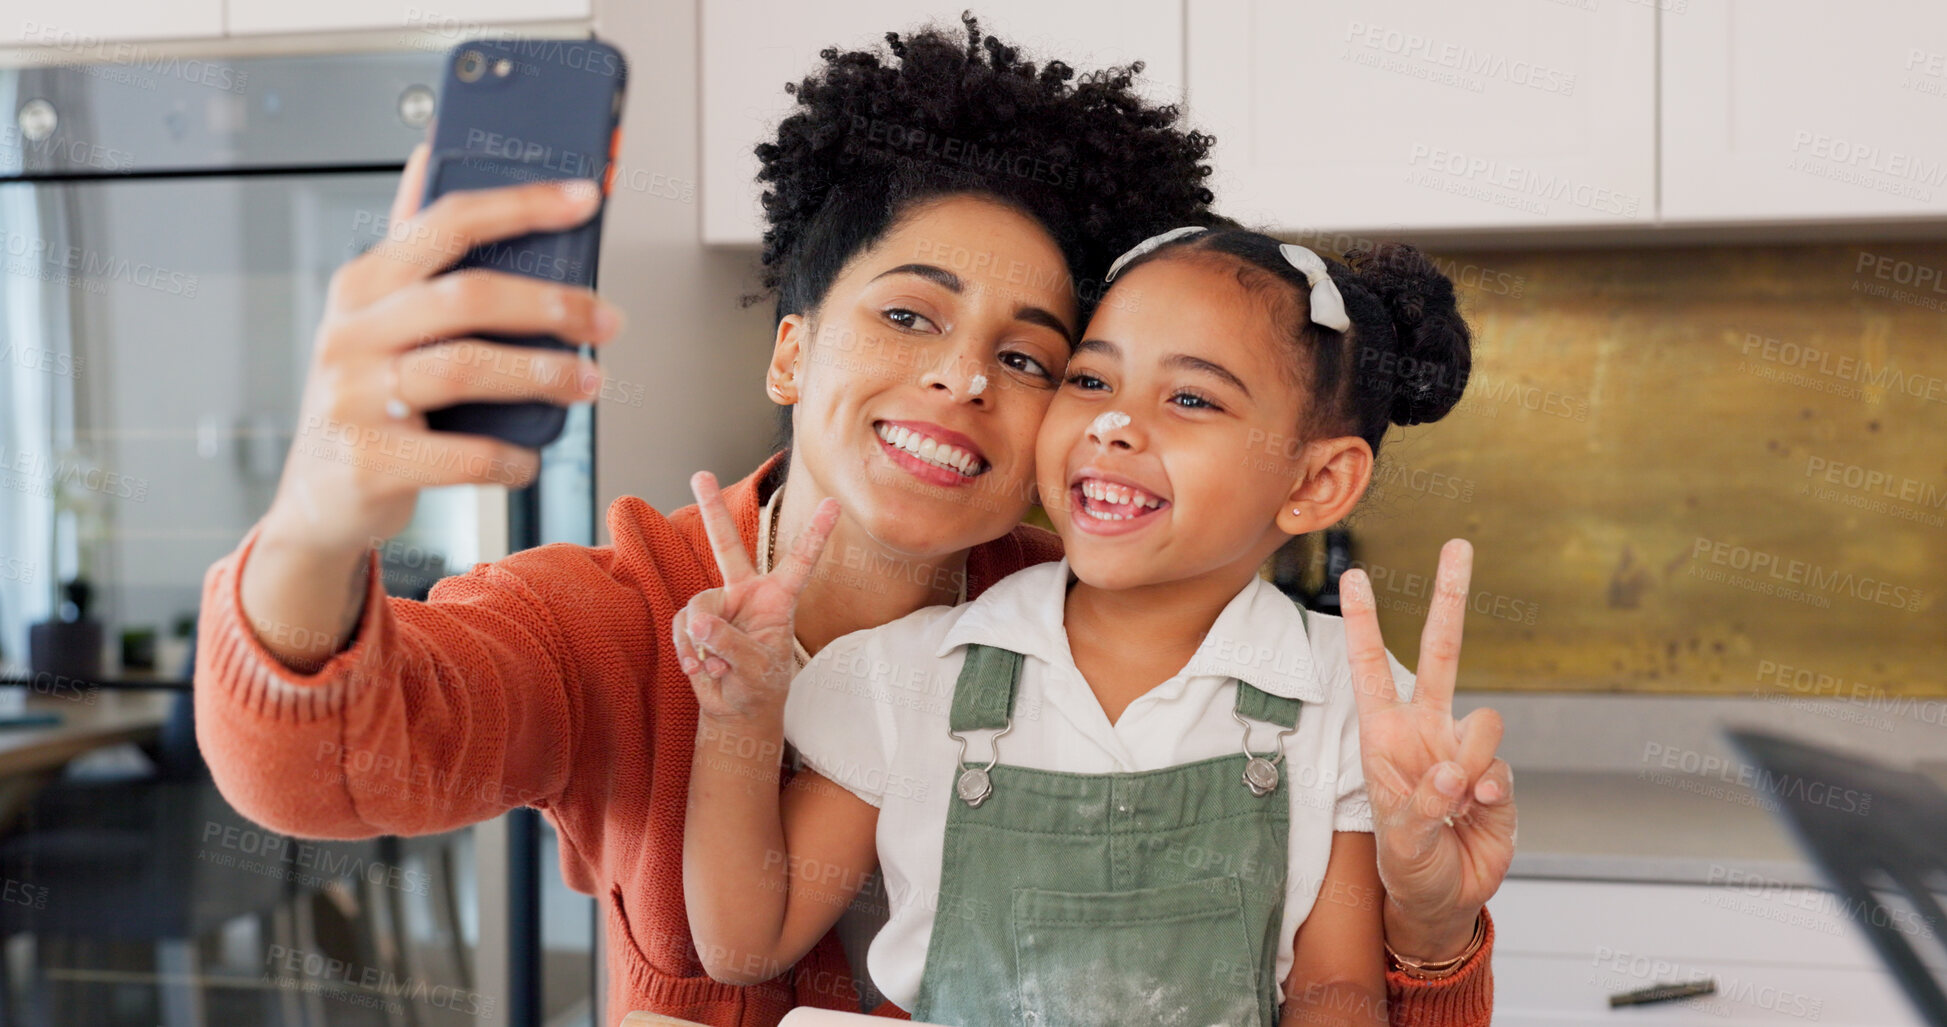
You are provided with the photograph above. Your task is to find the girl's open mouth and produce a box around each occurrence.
[874,420,989,488]
[1069,476,1170,535]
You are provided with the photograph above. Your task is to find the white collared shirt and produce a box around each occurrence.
[782,559,1416,1011]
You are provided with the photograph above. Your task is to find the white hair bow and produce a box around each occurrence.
[1102,227,1351,333]
[1277,243,1351,333]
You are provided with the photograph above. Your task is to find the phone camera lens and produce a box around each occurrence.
[456,50,485,82]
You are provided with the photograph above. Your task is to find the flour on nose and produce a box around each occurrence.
[1089,410,1131,436]
[968,374,988,396]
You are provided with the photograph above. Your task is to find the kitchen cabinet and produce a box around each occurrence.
[1186,0,1655,234]
[2,1,221,45]
[227,0,589,37]
[1491,878,1927,1025]
[3,0,585,44]
[1661,0,1947,223]
[700,0,1183,245]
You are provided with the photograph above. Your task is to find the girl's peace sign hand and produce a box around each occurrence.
[673,472,840,724]
[1341,539,1517,962]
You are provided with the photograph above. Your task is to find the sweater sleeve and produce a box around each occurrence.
[1383,906,1494,1026]
[194,522,595,840]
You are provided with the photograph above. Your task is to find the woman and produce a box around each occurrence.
[195,17,1510,1026]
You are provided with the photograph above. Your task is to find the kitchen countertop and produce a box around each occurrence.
[1505,769,1825,887]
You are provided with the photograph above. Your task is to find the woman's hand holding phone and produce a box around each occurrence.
[271,141,623,551]
[240,143,625,671]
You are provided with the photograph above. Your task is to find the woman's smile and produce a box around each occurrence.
[873,418,991,487]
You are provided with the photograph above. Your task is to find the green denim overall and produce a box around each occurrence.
[909,642,1305,1027]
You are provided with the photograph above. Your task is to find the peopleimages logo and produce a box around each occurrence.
[263,945,494,1018]
[1342,22,1577,95]
[1405,145,1641,217]
[1785,131,1945,202]
[0,444,149,501]
[1738,330,1947,405]
[1756,659,1947,729]
[1789,131,1947,186]
[17,21,250,94]
[461,130,602,178]
[1457,372,1588,421]
[1803,455,1947,512]
[850,115,1079,189]
[1,230,197,296]
[1689,537,1925,612]
[1707,865,1934,938]
[1639,742,1872,815]
[0,343,83,378]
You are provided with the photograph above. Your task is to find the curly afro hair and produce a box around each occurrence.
[754,11,1218,325]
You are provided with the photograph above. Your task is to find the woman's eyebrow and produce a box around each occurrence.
[1015,304,1076,344]
[870,263,961,291]
[871,262,1074,343]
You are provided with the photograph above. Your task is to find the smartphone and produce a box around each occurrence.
[418,37,628,448]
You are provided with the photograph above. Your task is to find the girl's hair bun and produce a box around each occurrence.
[1343,243,1471,426]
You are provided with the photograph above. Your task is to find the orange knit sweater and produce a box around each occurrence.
[195,452,1493,1027]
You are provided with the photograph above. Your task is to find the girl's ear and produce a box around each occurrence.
[1274,437,1373,536]
[768,313,807,404]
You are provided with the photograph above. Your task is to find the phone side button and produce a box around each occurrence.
[604,128,623,195]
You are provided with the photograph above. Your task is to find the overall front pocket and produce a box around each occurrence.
[1009,875,1268,1027]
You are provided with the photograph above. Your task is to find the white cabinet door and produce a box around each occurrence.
[1662,0,1947,223]
[4,1,222,44]
[701,2,1183,246]
[226,0,589,37]
[1188,0,1655,233]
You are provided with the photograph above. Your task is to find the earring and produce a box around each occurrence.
[1291,507,1303,517]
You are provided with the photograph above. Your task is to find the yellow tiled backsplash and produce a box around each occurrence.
[1300,241,1946,696]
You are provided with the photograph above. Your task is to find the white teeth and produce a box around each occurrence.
[875,423,982,476]
[1077,477,1164,512]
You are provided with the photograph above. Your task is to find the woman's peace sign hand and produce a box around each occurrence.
[1341,539,1517,962]
[673,472,839,724]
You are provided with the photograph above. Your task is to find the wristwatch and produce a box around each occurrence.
[1385,910,1487,980]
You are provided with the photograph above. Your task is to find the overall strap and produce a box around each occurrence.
[1234,682,1303,729]
[949,644,1024,733]
[1234,599,1309,728]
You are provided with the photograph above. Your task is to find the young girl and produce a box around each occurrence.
[678,226,1474,1026]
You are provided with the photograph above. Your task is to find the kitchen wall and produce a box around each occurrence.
[1314,240,1947,698]
[589,0,779,520]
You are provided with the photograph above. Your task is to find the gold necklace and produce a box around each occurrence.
[760,483,813,670]
[760,482,970,670]
[764,483,782,574]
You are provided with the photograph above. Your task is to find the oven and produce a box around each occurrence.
[0,47,587,1026]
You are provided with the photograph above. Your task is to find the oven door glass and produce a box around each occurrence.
[0,149,594,1027]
